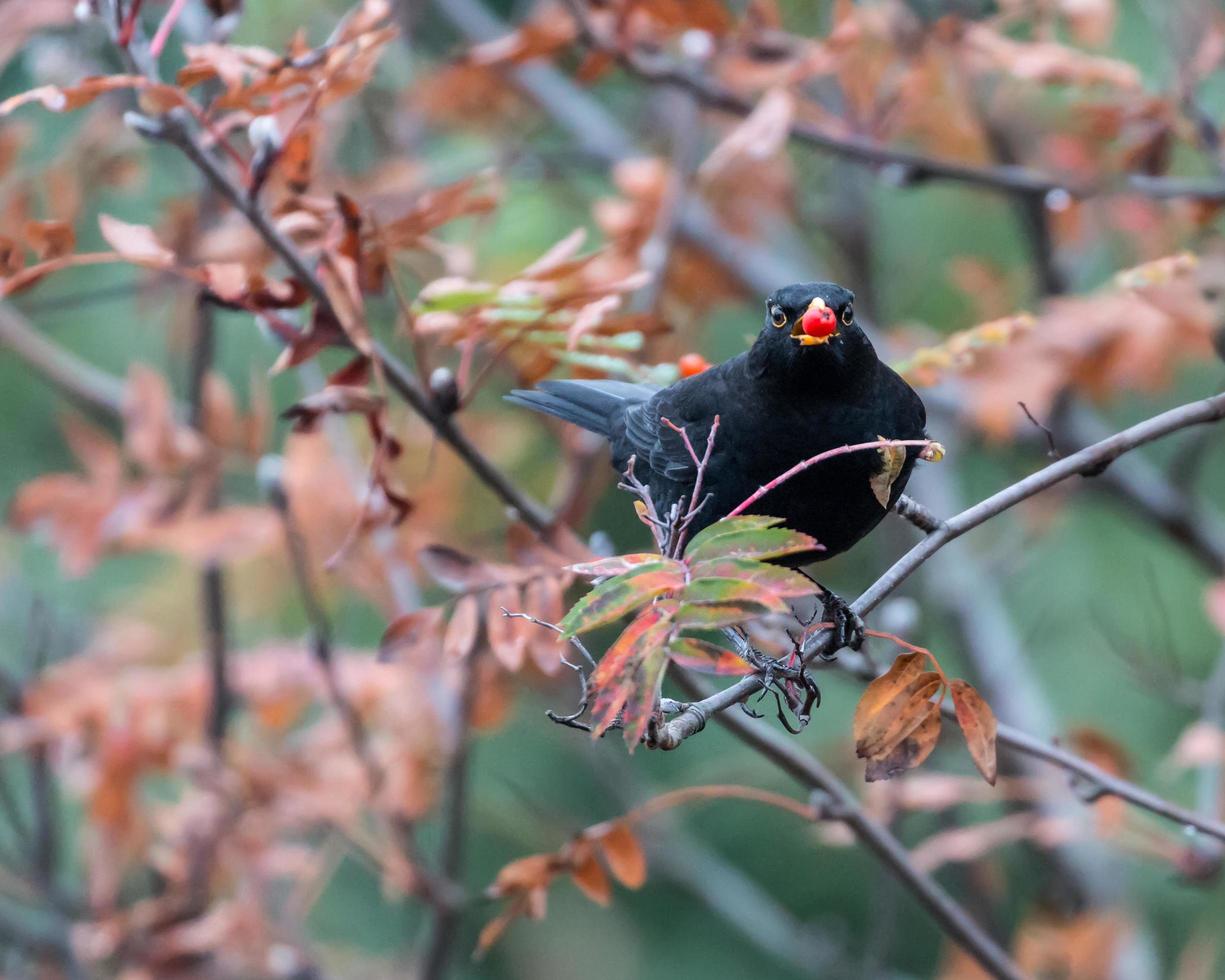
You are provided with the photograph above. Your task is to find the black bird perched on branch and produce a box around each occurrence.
[508,282,929,648]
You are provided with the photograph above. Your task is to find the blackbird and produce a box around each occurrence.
[508,282,928,648]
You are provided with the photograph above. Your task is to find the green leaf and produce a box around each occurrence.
[683,515,783,558]
[589,605,676,743]
[685,558,815,598]
[672,600,776,630]
[680,577,790,613]
[685,518,821,563]
[558,563,686,638]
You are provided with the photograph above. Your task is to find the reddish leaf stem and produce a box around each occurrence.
[727,439,936,518]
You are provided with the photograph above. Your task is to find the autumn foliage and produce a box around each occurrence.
[1,0,1225,978]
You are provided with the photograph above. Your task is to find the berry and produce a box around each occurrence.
[802,306,838,338]
[678,353,710,378]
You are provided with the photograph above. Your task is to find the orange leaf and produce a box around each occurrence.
[444,594,480,661]
[865,703,942,782]
[950,679,998,785]
[569,846,611,906]
[596,822,647,889]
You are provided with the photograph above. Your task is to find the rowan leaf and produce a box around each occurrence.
[950,679,998,785]
[685,557,815,598]
[679,577,791,613]
[671,600,775,630]
[588,605,675,740]
[558,563,686,638]
[666,637,753,675]
[596,822,647,888]
[569,553,671,578]
[685,516,819,563]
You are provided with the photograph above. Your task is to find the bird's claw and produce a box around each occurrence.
[821,588,864,654]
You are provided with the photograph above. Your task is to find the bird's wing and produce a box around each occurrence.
[614,366,732,485]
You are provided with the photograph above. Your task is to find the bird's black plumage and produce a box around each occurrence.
[507,282,928,562]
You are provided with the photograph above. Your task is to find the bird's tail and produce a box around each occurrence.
[506,379,655,438]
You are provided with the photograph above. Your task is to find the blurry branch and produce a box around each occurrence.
[560,0,1225,206]
[188,294,232,751]
[595,756,844,975]
[669,670,1025,980]
[261,461,381,796]
[428,0,816,296]
[1053,400,1225,575]
[655,389,1225,749]
[0,303,126,419]
[420,653,477,980]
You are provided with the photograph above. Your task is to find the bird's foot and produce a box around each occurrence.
[819,587,864,655]
[738,646,821,734]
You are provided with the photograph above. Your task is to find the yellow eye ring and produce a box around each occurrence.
[841,306,854,326]
[771,307,787,328]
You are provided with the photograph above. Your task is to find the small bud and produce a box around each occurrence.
[429,366,460,416]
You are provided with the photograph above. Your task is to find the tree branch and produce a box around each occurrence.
[561,0,1225,205]
[654,390,1225,751]
[670,669,1024,980]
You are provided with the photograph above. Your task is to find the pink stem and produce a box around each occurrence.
[150,0,190,57]
[726,439,935,518]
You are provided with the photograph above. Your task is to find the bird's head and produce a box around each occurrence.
[753,282,871,380]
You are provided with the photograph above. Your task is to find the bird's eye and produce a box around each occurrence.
[841,305,854,326]
[770,306,787,328]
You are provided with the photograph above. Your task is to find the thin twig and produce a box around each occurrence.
[727,439,937,518]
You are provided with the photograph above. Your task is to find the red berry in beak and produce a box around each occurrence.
[802,305,837,338]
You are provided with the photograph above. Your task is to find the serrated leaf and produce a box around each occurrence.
[569,554,680,578]
[672,600,775,630]
[559,563,686,638]
[589,606,675,741]
[950,679,998,785]
[597,822,647,888]
[666,637,753,675]
[683,515,783,557]
[680,576,792,612]
[685,519,820,563]
[870,437,908,509]
[864,704,941,782]
[685,558,815,598]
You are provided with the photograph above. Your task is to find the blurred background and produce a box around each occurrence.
[2,0,1225,976]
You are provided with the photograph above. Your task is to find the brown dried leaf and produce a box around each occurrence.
[870,437,908,508]
[23,220,74,260]
[569,844,611,906]
[596,822,647,889]
[950,679,998,785]
[865,704,941,782]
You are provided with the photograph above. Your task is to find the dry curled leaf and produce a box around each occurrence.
[870,436,907,508]
[950,679,998,785]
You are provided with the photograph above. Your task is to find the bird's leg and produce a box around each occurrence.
[793,570,865,653]
[820,587,865,653]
